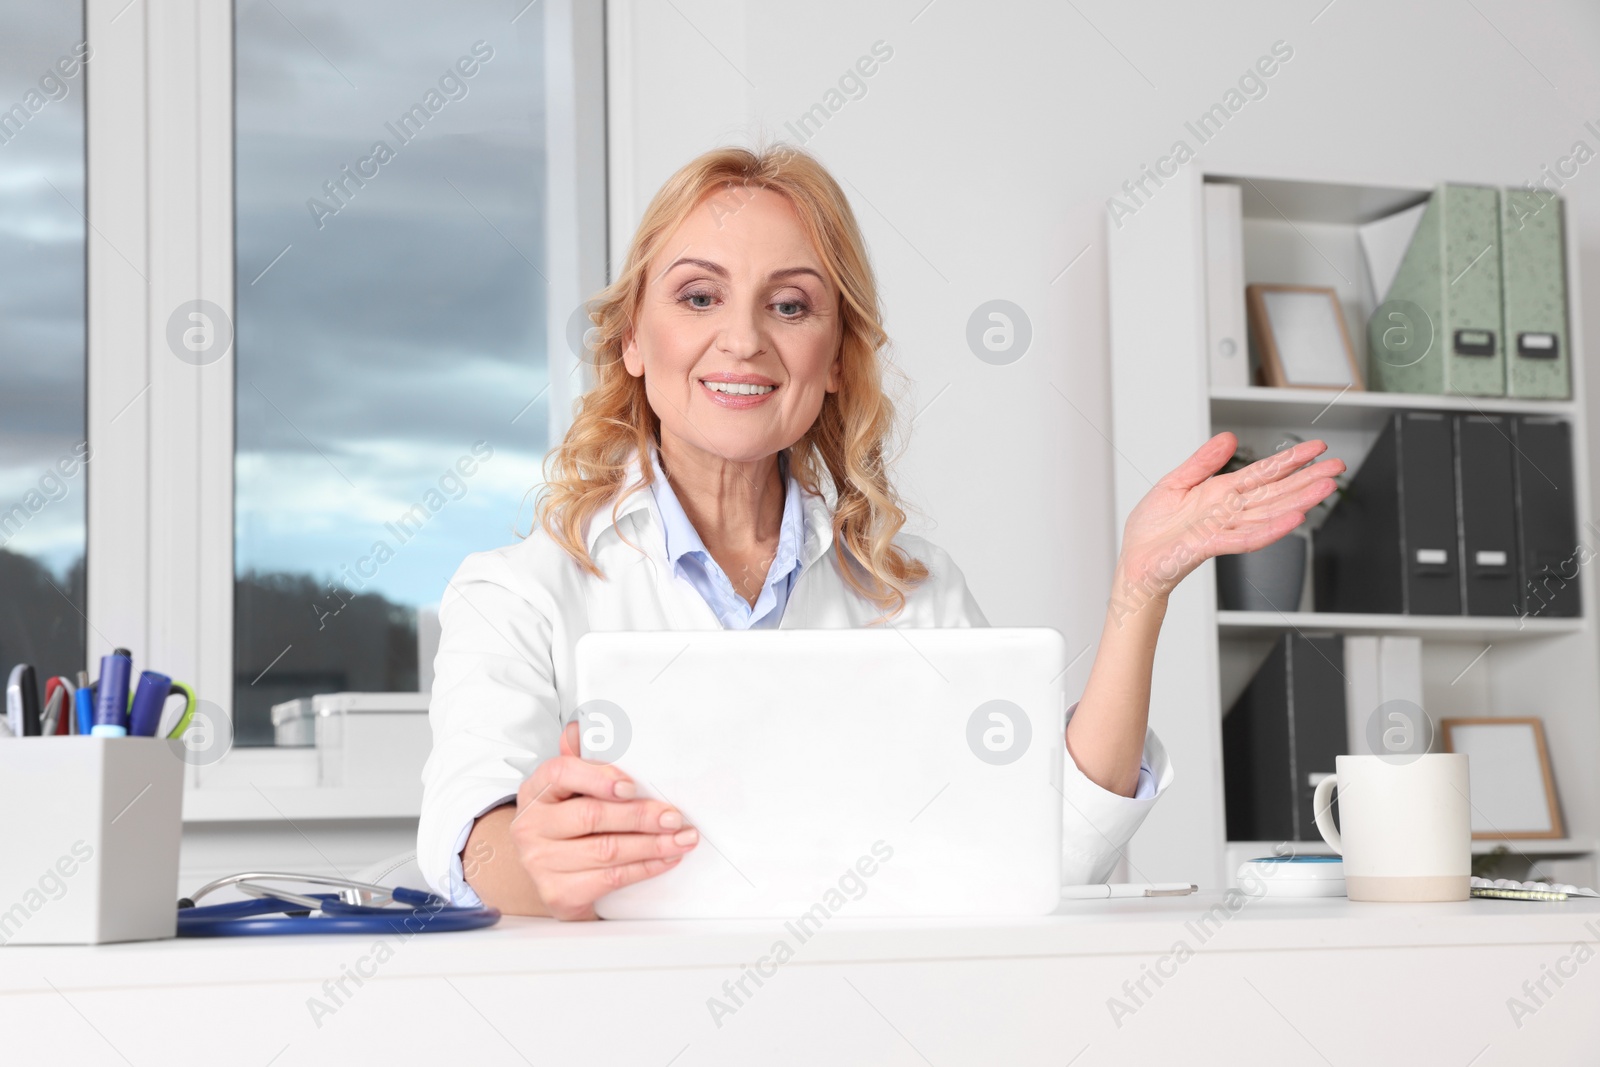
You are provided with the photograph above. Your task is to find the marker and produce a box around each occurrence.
[92,648,133,738]
[128,670,173,737]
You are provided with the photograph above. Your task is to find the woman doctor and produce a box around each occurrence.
[418,146,1344,920]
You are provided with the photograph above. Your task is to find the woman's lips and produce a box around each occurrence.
[699,379,778,408]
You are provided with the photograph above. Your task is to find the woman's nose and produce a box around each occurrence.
[715,299,766,358]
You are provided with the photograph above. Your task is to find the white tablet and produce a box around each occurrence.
[575,628,1066,919]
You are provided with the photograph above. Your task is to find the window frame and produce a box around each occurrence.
[84,0,607,813]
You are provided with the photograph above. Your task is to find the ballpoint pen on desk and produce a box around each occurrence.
[1061,883,1200,899]
[92,648,133,738]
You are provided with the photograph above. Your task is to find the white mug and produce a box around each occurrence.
[1312,753,1471,902]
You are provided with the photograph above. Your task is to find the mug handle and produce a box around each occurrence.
[1313,773,1342,854]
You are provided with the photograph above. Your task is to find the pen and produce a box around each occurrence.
[1061,883,1200,899]
[92,648,133,738]
[75,672,93,736]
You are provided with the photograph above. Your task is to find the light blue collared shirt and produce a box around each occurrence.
[647,444,806,629]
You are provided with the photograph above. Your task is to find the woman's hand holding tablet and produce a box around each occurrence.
[501,721,699,920]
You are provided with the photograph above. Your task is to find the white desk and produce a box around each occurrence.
[4,894,1599,1065]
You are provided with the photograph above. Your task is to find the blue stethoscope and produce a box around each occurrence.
[177,872,500,937]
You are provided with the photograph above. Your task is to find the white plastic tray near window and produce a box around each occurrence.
[271,692,431,789]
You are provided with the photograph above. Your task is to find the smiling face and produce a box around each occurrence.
[622,186,844,468]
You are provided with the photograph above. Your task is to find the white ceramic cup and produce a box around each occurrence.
[1312,753,1471,902]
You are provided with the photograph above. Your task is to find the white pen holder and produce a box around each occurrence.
[0,737,184,945]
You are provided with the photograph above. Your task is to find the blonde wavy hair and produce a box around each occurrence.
[533,144,930,621]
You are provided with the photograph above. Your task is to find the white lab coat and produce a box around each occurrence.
[418,447,1174,902]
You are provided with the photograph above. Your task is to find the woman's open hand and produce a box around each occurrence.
[1114,431,1345,607]
[507,720,699,920]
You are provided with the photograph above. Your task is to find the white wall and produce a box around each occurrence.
[607,0,1600,672]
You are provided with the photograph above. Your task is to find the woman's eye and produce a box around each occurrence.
[684,292,714,309]
[774,300,807,317]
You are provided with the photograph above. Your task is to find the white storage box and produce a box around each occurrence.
[312,692,433,788]
[270,697,318,747]
[0,737,184,945]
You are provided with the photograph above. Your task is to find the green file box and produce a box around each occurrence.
[1500,187,1571,400]
[1368,183,1505,396]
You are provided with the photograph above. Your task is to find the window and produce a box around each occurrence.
[0,4,89,686]
[8,0,599,783]
[231,0,552,744]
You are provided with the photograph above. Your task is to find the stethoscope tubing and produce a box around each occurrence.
[176,886,500,937]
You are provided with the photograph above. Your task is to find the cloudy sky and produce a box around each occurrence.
[0,2,88,579]
[0,0,554,617]
[234,0,550,609]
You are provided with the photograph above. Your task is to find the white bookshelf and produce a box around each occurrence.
[1108,166,1599,891]
[1210,384,1579,432]
[1216,609,1583,641]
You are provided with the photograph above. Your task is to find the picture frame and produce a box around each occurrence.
[1440,717,1564,840]
[1245,283,1365,391]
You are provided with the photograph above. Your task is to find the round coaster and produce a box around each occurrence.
[1237,855,1346,897]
